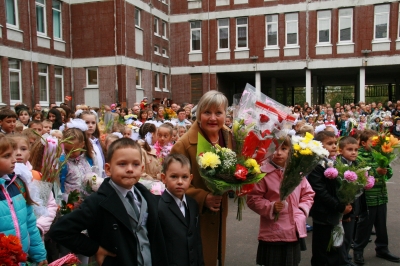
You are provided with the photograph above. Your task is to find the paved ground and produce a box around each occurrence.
[225,164,400,266]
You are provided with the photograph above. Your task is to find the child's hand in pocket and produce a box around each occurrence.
[96,246,116,266]
[343,204,352,215]
[273,201,285,214]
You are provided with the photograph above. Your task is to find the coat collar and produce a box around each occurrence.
[161,192,188,227]
[187,121,232,149]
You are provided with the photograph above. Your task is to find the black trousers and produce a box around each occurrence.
[311,223,340,266]
[353,204,389,255]
[339,218,355,266]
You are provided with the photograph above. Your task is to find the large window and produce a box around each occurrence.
[236,17,248,49]
[154,72,160,90]
[135,9,141,27]
[55,67,63,104]
[374,4,390,40]
[52,0,62,39]
[339,8,353,43]
[190,21,201,51]
[36,0,46,35]
[39,64,48,104]
[154,17,159,35]
[266,14,278,46]
[218,19,229,50]
[163,74,168,91]
[285,13,298,46]
[86,68,98,87]
[162,21,167,38]
[136,69,142,88]
[9,59,21,103]
[5,0,18,27]
[317,10,331,44]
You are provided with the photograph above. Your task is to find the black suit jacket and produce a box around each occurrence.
[158,192,204,266]
[49,178,168,266]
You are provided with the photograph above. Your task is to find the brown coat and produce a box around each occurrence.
[171,121,232,266]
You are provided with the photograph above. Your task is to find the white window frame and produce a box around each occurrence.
[54,67,64,105]
[39,64,49,105]
[338,8,353,43]
[36,0,47,35]
[162,21,167,39]
[5,0,19,28]
[154,17,159,36]
[52,0,62,39]
[154,45,160,55]
[136,69,142,89]
[317,10,331,45]
[190,21,202,52]
[218,18,230,51]
[236,17,248,49]
[163,74,169,92]
[266,14,278,47]
[9,59,21,105]
[162,48,168,57]
[285,13,299,46]
[154,72,161,91]
[135,8,141,28]
[86,67,98,88]
[374,4,390,41]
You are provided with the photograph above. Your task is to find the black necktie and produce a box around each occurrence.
[126,191,140,218]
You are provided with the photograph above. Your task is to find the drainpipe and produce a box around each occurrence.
[69,1,75,108]
[27,0,34,108]
[114,0,118,104]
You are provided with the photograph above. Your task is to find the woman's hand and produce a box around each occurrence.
[273,201,285,214]
[96,246,116,266]
[205,194,223,212]
[377,167,387,176]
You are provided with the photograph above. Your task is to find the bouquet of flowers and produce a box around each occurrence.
[154,141,173,164]
[0,233,27,265]
[80,172,104,199]
[164,108,177,121]
[48,253,80,266]
[324,160,375,250]
[60,190,80,215]
[275,132,329,220]
[197,133,265,220]
[139,179,166,195]
[371,133,400,168]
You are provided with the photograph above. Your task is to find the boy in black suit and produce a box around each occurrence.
[159,154,204,266]
[49,138,168,266]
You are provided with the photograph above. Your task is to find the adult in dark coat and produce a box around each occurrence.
[158,191,204,266]
[49,178,168,266]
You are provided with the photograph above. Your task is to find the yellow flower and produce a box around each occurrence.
[199,152,221,169]
[293,144,301,151]
[299,148,313,155]
[244,158,261,174]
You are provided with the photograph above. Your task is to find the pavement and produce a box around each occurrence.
[225,164,400,266]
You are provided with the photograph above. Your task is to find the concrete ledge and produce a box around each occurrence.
[372,40,390,52]
[283,46,299,56]
[188,52,202,61]
[316,44,332,55]
[188,1,201,9]
[337,43,354,54]
[37,35,51,49]
[7,27,23,43]
[54,39,66,51]
[216,50,230,60]
[264,47,279,57]
[234,49,249,59]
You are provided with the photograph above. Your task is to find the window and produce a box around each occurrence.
[218,19,229,50]
[5,0,18,27]
[86,68,98,87]
[339,8,353,43]
[52,0,62,39]
[266,14,278,46]
[55,67,63,104]
[9,59,21,103]
[285,13,298,46]
[374,4,390,40]
[39,64,48,104]
[154,45,160,54]
[36,0,46,35]
[190,21,201,51]
[162,21,167,38]
[154,72,160,90]
[317,10,331,44]
[236,17,248,49]
[136,69,142,88]
[163,74,168,91]
[135,9,141,27]
[162,48,168,57]
[154,17,159,35]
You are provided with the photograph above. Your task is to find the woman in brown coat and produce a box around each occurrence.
[171,90,232,266]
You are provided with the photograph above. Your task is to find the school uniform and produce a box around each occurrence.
[49,178,168,266]
[158,190,204,266]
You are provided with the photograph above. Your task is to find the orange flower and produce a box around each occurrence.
[67,203,74,210]
[381,143,393,153]
[389,135,399,146]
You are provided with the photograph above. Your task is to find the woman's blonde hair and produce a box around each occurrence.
[195,91,228,122]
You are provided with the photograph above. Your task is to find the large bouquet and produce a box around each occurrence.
[0,233,27,265]
[324,160,375,250]
[370,133,400,168]
[164,107,177,121]
[197,133,265,220]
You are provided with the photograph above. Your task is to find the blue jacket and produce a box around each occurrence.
[0,175,47,262]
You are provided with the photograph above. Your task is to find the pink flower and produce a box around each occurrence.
[344,170,358,182]
[324,167,338,179]
[364,176,375,190]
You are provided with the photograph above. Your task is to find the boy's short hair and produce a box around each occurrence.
[162,154,191,173]
[359,129,377,145]
[176,108,186,115]
[339,136,359,149]
[42,119,53,124]
[314,131,336,142]
[106,138,142,163]
[299,125,314,136]
[22,128,40,142]
[28,120,43,128]
[0,109,17,120]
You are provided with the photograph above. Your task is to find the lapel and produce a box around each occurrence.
[162,192,188,227]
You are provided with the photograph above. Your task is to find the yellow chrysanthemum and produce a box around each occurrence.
[199,152,221,169]
[302,132,314,144]
[293,144,301,151]
[244,158,261,174]
[299,148,313,155]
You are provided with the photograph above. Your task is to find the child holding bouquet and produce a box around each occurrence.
[247,138,315,266]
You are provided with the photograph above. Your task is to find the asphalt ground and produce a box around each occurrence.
[225,164,400,266]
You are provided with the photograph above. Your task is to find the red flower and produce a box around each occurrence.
[259,114,270,123]
[0,233,27,265]
[67,203,74,210]
[234,164,248,181]
[236,184,254,197]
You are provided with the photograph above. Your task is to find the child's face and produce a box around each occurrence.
[147,111,153,118]
[225,117,232,126]
[123,128,132,138]
[19,111,30,124]
[178,128,186,137]
[83,114,97,137]
[105,148,143,189]
[318,116,323,121]
[272,144,289,167]
[0,117,16,133]
[30,124,43,134]
[360,116,366,122]
[15,139,30,164]
[172,130,178,142]
[361,137,373,151]
[48,113,56,123]
[321,137,337,158]
[120,110,126,116]
[33,114,41,121]
[384,116,390,121]
[161,161,193,200]
[340,143,358,162]
[63,140,84,159]
[157,127,172,146]
[341,115,347,121]
[42,122,52,134]
[397,120,400,125]
[51,132,63,140]
[0,147,16,176]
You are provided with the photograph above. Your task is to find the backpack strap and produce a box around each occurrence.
[87,157,93,167]
[59,154,68,193]
[13,176,27,201]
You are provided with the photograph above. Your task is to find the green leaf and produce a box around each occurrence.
[197,133,213,157]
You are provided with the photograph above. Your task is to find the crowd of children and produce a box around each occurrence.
[0,99,398,266]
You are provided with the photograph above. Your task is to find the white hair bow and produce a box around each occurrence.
[66,118,88,131]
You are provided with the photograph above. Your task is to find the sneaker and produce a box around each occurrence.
[306,224,313,232]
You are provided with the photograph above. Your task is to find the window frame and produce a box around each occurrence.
[162,48,168,57]
[163,74,168,92]
[135,8,141,28]
[5,0,19,28]
[285,13,299,46]
[36,0,47,35]
[38,64,49,105]
[162,21,167,39]
[154,72,160,91]
[52,0,62,39]
[86,67,98,88]
[136,68,142,89]
[190,21,202,52]
[374,4,390,41]
[236,17,248,49]
[217,18,230,51]
[266,14,279,47]
[154,45,160,55]
[154,17,159,36]
[8,59,21,105]
[317,10,331,45]
[54,66,64,105]
[338,8,353,43]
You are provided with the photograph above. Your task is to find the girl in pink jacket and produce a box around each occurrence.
[247,138,315,266]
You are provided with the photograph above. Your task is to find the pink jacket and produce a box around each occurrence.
[246,161,315,242]
[37,190,58,235]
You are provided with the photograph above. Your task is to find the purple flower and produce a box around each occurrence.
[324,167,338,179]
[365,176,375,190]
[344,170,358,182]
